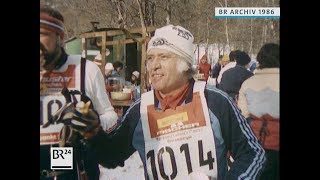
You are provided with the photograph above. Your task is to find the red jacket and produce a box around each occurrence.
[198,62,211,81]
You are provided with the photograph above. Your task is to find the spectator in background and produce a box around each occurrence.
[110,61,125,91]
[198,53,211,82]
[105,63,114,78]
[217,50,241,84]
[111,61,124,77]
[218,51,254,102]
[130,70,141,100]
[220,54,230,67]
[131,70,140,86]
[207,55,223,87]
[104,63,115,94]
[211,55,223,78]
[238,43,280,180]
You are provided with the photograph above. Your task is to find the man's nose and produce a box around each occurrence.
[149,58,161,71]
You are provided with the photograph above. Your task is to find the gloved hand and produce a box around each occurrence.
[42,102,75,128]
[58,101,100,136]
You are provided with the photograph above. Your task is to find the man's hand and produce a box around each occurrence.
[58,101,100,136]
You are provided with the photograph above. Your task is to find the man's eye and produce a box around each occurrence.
[160,55,168,59]
[146,58,154,65]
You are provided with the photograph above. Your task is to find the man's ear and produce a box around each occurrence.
[60,38,65,47]
[57,35,65,47]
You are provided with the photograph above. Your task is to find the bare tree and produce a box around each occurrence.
[165,0,172,25]
[41,0,279,55]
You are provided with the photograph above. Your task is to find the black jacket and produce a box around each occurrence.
[218,65,253,100]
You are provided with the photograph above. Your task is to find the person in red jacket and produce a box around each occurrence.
[198,53,211,82]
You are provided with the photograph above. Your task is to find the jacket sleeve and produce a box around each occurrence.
[211,63,221,78]
[238,82,250,118]
[218,72,229,93]
[84,61,119,132]
[211,91,266,179]
[85,102,141,169]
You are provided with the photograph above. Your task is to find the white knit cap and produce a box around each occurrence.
[147,24,195,64]
[105,63,114,70]
[132,71,140,78]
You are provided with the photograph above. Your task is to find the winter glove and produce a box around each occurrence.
[42,102,75,128]
[57,101,100,136]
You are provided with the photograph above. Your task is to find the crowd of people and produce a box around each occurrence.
[40,4,279,180]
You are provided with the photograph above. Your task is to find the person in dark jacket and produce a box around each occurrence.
[218,51,254,102]
[58,24,266,180]
[211,55,223,78]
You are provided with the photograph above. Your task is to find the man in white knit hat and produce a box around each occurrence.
[61,24,266,180]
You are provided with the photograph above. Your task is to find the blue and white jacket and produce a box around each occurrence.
[87,79,266,180]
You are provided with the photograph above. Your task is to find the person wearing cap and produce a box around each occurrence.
[130,70,141,100]
[220,54,230,67]
[59,24,266,179]
[131,70,140,86]
[218,51,254,102]
[104,63,115,94]
[40,5,118,179]
[217,50,241,85]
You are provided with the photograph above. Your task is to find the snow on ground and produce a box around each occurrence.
[99,151,145,180]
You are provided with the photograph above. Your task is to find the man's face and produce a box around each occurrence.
[221,61,229,67]
[116,67,123,73]
[40,28,59,55]
[40,27,62,70]
[146,49,186,94]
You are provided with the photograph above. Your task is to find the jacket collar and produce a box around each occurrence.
[153,78,195,110]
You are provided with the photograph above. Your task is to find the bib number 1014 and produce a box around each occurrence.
[146,140,215,180]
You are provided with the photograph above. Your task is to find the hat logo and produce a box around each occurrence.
[172,27,192,40]
[152,38,169,47]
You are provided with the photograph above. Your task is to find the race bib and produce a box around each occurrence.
[141,82,218,180]
[40,63,79,145]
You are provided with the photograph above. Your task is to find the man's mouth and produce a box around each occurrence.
[153,74,163,78]
[152,72,165,80]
